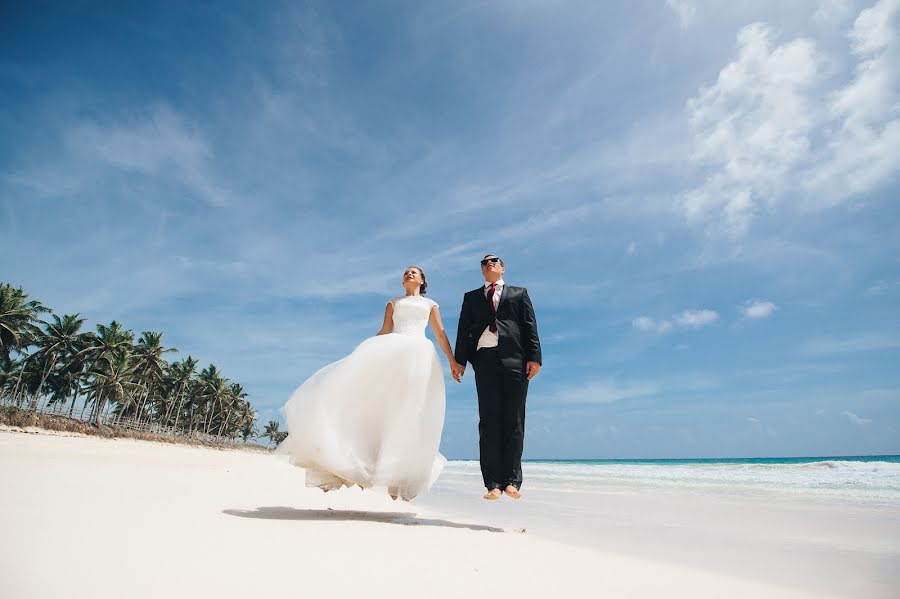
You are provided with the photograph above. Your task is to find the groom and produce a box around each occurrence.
[453,254,542,500]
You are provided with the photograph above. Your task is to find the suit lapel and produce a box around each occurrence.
[497,284,511,311]
[476,284,511,313]
[474,286,491,313]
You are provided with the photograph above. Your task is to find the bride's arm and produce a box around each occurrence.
[429,305,464,382]
[376,302,394,335]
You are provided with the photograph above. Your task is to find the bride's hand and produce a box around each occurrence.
[450,360,465,383]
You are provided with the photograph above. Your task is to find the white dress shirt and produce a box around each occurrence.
[476,279,504,350]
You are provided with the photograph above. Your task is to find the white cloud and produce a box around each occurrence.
[682,22,819,234]
[632,316,673,334]
[555,379,661,405]
[747,416,761,423]
[680,0,900,234]
[627,240,637,256]
[842,410,872,425]
[675,309,720,328]
[742,299,777,318]
[810,0,900,204]
[633,309,718,332]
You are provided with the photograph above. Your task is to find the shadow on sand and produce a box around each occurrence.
[223,506,504,533]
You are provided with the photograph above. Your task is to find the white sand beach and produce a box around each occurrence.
[2,430,897,599]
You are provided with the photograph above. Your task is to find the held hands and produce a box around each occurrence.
[449,361,537,381]
[450,360,465,383]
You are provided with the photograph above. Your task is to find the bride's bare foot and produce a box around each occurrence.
[483,488,502,500]
[389,487,399,501]
[504,485,522,499]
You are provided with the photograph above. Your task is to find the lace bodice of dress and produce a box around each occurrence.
[390,295,437,337]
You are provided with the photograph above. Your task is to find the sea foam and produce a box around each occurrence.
[440,458,900,504]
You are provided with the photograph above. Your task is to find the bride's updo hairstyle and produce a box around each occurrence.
[405,265,427,295]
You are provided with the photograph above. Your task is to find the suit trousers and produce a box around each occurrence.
[472,347,528,490]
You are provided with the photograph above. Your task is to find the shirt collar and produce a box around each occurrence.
[484,279,505,289]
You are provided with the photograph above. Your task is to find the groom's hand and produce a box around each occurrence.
[526,361,541,381]
[451,362,465,383]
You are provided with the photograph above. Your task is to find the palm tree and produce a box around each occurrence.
[195,364,230,436]
[237,400,258,442]
[58,336,92,417]
[165,357,198,432]
[81,321,133,421]
[91,321,134,366]
[1,283,50,405]
[217,382,248,438]
[28,314,86,410]
[263,420,282,447]
[45,351,88,416]
[0,283,49,370]
[0,356,23,396]
[129,331,176,425]
[83,350,139,426]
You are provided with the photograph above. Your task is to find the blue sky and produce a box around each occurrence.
[2,0,898,459]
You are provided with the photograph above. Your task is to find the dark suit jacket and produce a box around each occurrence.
[454,284,542,372]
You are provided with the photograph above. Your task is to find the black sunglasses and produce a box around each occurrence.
[480,257,501,266]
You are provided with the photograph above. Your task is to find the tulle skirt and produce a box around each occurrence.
[278,333,446,500]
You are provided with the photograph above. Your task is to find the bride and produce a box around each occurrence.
[278,265,463,501]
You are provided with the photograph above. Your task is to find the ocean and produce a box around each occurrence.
[419,455,900,598]
[436,455,900,505]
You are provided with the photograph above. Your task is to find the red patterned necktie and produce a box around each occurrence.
[487,283,497,332]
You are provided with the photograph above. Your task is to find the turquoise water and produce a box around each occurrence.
[442,455,900,504]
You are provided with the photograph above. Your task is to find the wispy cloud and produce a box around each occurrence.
[553,378,661,405]
[741,300,777,319]
[633,308,719,333]
[842,410,872,425]
[675,309,720,328]
[632,316,673,334]
[10,105,231,207]
[803,333,900,354]
[665,0,697,29]
[865,279,900,295]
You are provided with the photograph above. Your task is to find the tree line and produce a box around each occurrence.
[0,282,286,446]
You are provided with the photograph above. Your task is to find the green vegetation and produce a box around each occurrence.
[0,282,264,446]
[263,420,288,447]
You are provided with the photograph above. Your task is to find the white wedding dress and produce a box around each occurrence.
[278,295,446,500]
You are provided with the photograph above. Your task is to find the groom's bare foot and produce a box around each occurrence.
[504,485,522,499]
[483,488,502,500]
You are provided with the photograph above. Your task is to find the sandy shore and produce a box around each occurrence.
[0,430,893,598]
